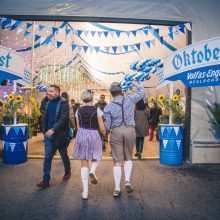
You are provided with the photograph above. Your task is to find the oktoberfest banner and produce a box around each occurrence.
[163,36,220,87]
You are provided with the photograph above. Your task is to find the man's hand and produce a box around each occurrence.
[45,129,55,137]
[132,81,137,88]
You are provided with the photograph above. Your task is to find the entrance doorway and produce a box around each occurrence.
[0,17,189,159]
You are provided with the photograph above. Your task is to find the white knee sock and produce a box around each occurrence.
[124,160,132,182]
[113,167,122,191]
[90,161,99,174]
[81,167,89,193]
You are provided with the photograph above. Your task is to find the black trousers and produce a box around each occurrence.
[136,137,144,153]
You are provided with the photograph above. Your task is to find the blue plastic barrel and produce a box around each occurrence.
[159,124,183,165]
[2,124,28,164]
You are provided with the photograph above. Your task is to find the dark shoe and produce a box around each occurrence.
[110,151,112,156]
[138,153,142,160]
[113,190,121,198]
[134,153,138,157]
[89,172,98,184]
[63,171,71,180]
[36,180,50,188]
[125,181,134,193]
[148,139,153,141]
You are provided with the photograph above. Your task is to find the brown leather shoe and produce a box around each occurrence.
[63,171,71,180]
[36,180,50,188]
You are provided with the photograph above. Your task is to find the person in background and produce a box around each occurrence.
[61,92,76,139]
[134,99,149,160]
[71,99,80,138]
[39,92,50,132]
[104,81,146,198]
[73,90,106,200]
[149,102,162,141]
[37,85,71,188]
[95,94,108,151]
[95,94,107,111]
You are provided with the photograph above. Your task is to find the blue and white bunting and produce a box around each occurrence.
[91,31,96,37]
[135,43,141,51]
[84,30,89,37]
[83,46,88,53]
[57,41,63,48]
[97,31,102,38]
[112,46,117,54]
[34,35,41,42]
[39,24,45,31]
[115,31,121,38]
[123,45,128,53]
[131,31,137,37]
[65,29,71,36]
[26,23,32,29]
[72,44,77,51]
[105,46,110,53]
[77,30,83,37]
[103,31,108,38]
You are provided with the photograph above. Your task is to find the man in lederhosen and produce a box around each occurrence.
[104,81,146,197]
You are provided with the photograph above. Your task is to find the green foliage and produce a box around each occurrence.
[30,89,40,125]
[17,112,29,124]
[208,102,220,131]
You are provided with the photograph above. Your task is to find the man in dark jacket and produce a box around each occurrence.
[37,85,71,188]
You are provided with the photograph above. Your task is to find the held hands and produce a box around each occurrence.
[45,129,55,137]
[101,130,108,142]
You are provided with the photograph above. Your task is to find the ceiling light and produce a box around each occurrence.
[49,3,73,12]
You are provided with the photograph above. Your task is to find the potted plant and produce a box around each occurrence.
[1,93,23,125]
[157,94,185,125]
[154,94,185,166]
[1,93,28,164]
[30,89,41,136]
[208,102,220,132]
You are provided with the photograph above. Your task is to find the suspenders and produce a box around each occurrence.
[112,97,127,127]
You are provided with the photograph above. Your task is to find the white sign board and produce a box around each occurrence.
[163,36,220,87]
[154,68,171,89]
[0,45,24,82]
[17,68,32,87]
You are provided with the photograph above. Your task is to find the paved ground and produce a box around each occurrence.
[0,159,220,220]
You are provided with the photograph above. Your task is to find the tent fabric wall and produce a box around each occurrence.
[1,0,220,162]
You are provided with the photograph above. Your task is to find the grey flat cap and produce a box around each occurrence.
[109,82,122,92]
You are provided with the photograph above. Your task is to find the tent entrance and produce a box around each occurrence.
[0,16,190,160]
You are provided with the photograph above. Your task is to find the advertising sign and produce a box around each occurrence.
[0,45,24,82]
[164,37,220,87]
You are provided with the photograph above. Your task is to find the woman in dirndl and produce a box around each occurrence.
[73,89,106,200]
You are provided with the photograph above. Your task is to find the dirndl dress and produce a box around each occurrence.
[73,106,103,160]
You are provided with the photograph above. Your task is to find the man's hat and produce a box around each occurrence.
[109,82,122,92]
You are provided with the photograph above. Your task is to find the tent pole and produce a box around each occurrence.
[13,81,17,124]
[31,21,35,87]
[169,82,173,124]
[53,21,56,85]
[65,24,67,91]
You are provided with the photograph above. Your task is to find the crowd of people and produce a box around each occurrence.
[36,82,162,200]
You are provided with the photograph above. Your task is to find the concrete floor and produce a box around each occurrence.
[0,159,220,220]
